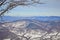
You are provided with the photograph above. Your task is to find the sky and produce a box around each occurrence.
[5,0,60,17]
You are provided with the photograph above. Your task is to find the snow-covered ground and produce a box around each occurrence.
[0,19,60,40]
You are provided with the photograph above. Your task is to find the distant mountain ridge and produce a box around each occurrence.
[0,16,60,22]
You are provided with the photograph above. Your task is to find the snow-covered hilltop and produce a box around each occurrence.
[0,19,60,40]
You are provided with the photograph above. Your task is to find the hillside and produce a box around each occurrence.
[0,19,60,40]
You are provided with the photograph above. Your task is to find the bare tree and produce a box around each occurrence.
[18,28,32,40]
[0,26,20,40]
[20,33,31,40]
[0,0,44,16]
[0,0,6,6]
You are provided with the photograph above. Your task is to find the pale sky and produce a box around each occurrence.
[5,0,60,17]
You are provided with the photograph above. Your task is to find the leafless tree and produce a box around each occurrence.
[20,33,31,40]
[0,26,20,40]
[0,0,45,16]
[0,0,6,6]
[18,28,32,40]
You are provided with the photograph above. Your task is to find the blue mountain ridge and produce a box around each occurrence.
[0,16,60,22]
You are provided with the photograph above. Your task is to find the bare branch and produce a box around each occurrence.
[0,0,45,16]
[0,0,6,6]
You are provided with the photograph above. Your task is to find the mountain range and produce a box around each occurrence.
[0,16,60,40]
[0,16,60,22]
